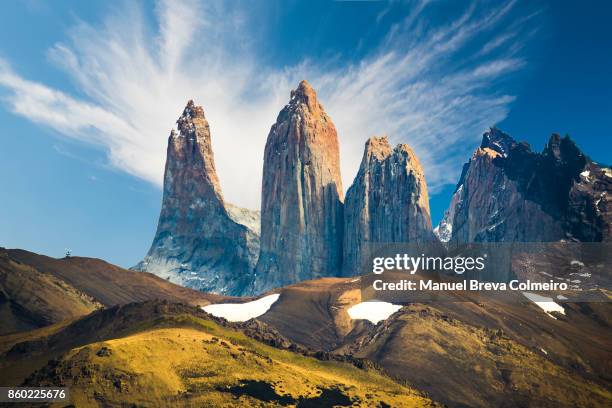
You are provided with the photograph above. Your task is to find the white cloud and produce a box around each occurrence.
[0,0,533,209]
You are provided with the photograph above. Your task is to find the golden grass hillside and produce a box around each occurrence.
[8,302,436,407]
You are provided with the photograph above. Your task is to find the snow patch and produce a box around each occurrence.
[539,271,552,277]
[580,170,591,181]
[347,301,402,324]
[570,272,591,278]
[202,294,280,322]
[522,292,565,318]
[434,219,453,242]
[595,193,605,209]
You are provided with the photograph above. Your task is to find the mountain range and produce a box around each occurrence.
[1,80,610,407]
[136,81,611,296]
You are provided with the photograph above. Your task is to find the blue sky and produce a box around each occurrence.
[0,0,610,267]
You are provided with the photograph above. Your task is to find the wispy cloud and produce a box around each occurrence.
[0,0,535,209]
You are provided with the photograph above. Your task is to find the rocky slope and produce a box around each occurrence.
[343,136,436,276]
[254,81,344,292]
[435,127,611,243]
[136,101,259,296]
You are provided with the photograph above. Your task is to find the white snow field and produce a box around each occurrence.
[522,292,565,318]
[347,301,403,324]
[202,293,280,322]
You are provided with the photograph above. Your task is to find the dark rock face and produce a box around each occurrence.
[136,101,259,295]
[436,127,611,243]
[253,81,344,292]
[343,136,436,275]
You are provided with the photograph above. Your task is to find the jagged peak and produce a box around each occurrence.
[364,135,392,161]
[480,127,516,157]
[544,133,582,160]
[273,80,334,135]
[544,133,563,159]
[289,79,319,110]
[360,136,424,176]
[176,99,207,136]
[394,143,417,157]
[180,99,205,120]
[394,143,426,177]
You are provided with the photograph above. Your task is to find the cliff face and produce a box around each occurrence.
[343,136,436,275]
[436,127,611,243]
[136,95,610,296]
[254,81,344,292]
[136,101,259,295]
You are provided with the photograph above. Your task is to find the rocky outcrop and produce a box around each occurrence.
[548,136,611,242]
[253,81,344,292]
[343,136,436,275]
[136,101,259,295]
[436,127,611,243]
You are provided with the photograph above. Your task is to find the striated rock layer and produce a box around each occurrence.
[253,81,344,292]
[136,101,259,296]
[436,127,611,243]
[343,136,436,275]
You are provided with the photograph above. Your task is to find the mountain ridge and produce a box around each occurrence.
[133,83,610,297]
[435,127,611,243]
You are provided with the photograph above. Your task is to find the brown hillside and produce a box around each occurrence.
[6,249,224,307]
[0,249,102,335]
[257,277,612,408]
[259,278,366,351]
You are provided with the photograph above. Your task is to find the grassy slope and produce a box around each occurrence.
[350,304,612,408]
[23,313,435,407]
[257,278,612,408]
